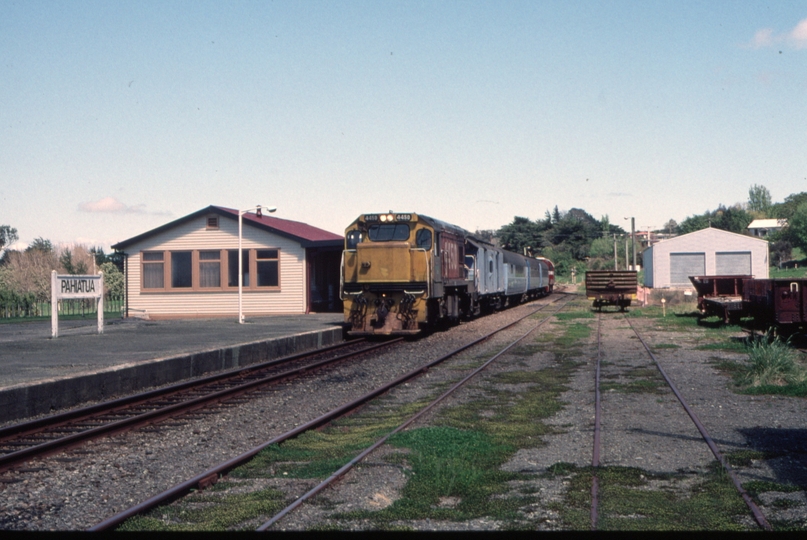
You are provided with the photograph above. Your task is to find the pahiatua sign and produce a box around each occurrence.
[51,271,105,337]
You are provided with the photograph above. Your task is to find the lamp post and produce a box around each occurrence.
[624,217,636,270]
[239,205,277,324]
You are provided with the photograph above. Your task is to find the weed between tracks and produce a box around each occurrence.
[115,298,806,531]
[117,302,590,531]
[547,461,749,530]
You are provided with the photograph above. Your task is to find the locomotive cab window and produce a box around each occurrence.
[368,223,410,242]
[416,229,432,250]
[346,230,363,249]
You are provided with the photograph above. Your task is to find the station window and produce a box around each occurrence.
[171,252,192,288]
[256,250,279,287]
[199,251,221,288]
[227,250,250,287]
[139,249,281,292]
[142,252,165,289]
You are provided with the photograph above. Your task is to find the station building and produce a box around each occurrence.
[642,227,769,289]
[112,206,344,319]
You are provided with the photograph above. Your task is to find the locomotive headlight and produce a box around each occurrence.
[380,214,388,222]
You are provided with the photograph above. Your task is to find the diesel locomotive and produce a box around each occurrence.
[340,212,554,336]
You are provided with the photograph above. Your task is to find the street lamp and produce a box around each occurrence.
[239,205,277,324]
[624,217,636,270]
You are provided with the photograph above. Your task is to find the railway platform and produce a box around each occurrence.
[0,314,344,424]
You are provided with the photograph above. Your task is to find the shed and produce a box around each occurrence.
[111,206,344,319]
[642,227,769,288]
[747,218,787,238]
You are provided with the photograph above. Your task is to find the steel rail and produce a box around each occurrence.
[89,297,563,531]
[256,297,571,531]
[0,339,395,473]
[624,315,773,531]
[590,313,602,530]
[0,339,364,440]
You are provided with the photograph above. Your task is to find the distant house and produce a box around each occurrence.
[746,218,787,238]
[111,206,344,319]
[642,227,769,288]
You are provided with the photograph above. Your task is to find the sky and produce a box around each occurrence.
[1,1,806,251]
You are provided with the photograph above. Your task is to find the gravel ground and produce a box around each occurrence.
[0,298,553,531]
[240,301,807,531]
[2,294,806,531]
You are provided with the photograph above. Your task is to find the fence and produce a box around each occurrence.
[0,295,124,320]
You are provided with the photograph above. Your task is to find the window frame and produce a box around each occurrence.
[140,248,281,292]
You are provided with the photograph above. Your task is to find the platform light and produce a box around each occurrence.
[239,205,277,324]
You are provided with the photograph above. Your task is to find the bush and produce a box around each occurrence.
[742,333,806,387]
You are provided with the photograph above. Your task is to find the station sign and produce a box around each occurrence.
[51,271,105,338]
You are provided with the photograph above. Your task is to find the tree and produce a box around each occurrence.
[679,204,753,235]
[747,184,772,215]
[59,247,91,275]
[1,247,59,300]
[770,240,792,268]
[26,237,54,253]
[663,219,678,235]
[100,261,124,296]
[772,192,807,220]
[786,202,807,254]
[0,225,18,251]
[497,216,548,254]
[473,230,495,243]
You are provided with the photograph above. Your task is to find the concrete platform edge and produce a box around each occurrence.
[0,327,343,424]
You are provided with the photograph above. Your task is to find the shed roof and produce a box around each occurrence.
[747,218,788,229]
[112,205,343,250]
[641,226,769,253]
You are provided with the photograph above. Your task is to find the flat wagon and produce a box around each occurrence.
[689,275,751,323]
[585,270,637,311]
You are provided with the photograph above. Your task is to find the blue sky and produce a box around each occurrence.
[1,1,805,250]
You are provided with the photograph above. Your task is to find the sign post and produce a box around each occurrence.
[51,271,104,338]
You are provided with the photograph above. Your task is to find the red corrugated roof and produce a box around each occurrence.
[112,205,343,250]
[213,206,343,243]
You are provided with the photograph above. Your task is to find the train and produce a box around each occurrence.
[689,275,807,329]
[340,212,554,336]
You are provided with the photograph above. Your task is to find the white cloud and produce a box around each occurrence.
[747,18,807,50]
[789,18,807,49]
[78,196,168,216]
[751,28,774,48]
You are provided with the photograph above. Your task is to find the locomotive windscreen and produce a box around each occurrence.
[368,223,410,242]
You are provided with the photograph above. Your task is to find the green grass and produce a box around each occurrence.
[770,265,807,279]
[549,463,751,531]
[742,334,806,388]
[651,343,680,350]
[713,335,807,397]
[117,487,287,531]
[600,365,666,395]
[554,311,595,321]
[742,480,801,498]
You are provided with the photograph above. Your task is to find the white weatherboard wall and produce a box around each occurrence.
[124,215,306,318]
[642,227,769,288]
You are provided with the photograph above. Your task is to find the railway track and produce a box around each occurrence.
[0,339,398,475]
[589,312,772,531]
[89,295,571,531]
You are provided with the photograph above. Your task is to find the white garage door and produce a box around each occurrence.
[670,253,705,285]
[715,252,752,275]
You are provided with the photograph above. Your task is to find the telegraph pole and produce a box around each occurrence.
[631,217,636,271]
